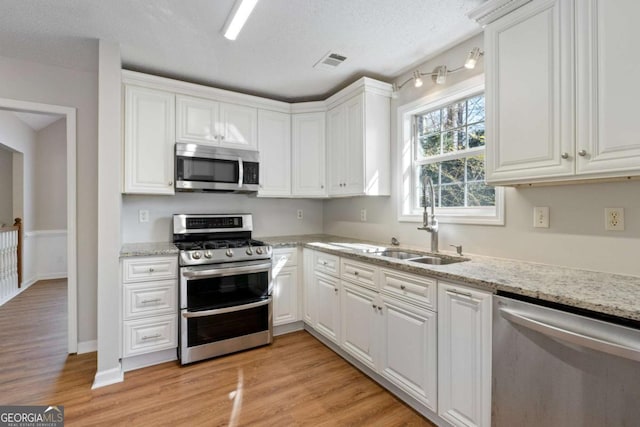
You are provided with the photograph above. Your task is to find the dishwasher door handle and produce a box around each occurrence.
[500,307,640,362]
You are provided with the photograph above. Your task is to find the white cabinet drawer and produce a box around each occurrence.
[314,251,340,277]
[380,269,437,311]
[123,280,177,320]
[122,256,178,283]
[341,258,379,291]
[272,247,298,268]
[123,314,177,357]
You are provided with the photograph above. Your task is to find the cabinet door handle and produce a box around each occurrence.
[561,152,569,159]
[148,268,155,273]
[578,149,587,157]
[141,333,161,341]
[447,289,473,298]
[400,284,406,290]
[140,298,162,304]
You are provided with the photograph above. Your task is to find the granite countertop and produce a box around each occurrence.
[258,234,640,322]
[120,242,179,258]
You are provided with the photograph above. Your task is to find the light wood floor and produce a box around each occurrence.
[0,280,434,426]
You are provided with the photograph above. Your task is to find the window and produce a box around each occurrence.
[398,76,504,225]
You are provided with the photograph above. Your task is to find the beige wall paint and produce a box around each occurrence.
[0,144,13,225]
[323,33,640,277]
[34,118,66,230]
[0,54,98,343]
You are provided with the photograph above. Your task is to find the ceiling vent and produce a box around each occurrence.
[314,52,347,70]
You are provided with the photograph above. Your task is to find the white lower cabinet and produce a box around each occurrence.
[272,266,298,326]
[340,281,379,370]
[272,248,299,326]
[314,271,341,344]
[438,281,492,427]
[379,295,438,411]
[121,255,178,363]
[302,248,316,325]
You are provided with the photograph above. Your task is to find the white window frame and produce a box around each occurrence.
[397,75,504,225]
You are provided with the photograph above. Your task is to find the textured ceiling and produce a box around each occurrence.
[0,0,484,101]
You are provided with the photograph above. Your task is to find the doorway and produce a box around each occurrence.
[0,97,77,354]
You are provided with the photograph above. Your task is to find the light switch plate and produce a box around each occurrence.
[533,206,549,228]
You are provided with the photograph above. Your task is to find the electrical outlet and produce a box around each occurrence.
[297,209,303,220]
[138,209,149,223]
[533,206,549,228]
[605,208,624,231]
[360,208,367,222]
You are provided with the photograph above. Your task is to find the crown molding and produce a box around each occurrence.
[467,0,532,27]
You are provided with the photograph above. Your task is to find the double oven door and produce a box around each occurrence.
[179,259,272,364]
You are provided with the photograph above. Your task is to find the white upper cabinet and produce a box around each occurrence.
[257,110,291,197]
[176,95,257,150]
[484,0,640,185]
[292,112,327,197]
[575,0,640,175]
[123,85,175,195]
[485,0,574,184]
[326,88,391,197]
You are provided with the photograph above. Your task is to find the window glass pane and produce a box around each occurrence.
[417,110,441,135]
[441,184,465,207]
[442,129,467,153]
[467,183,496,207]
[417,133,441,157]
[440,158,465,184]
[468,123,485,148]
[467,96,485,124]
[466,155,485,181]
[443,101,466,130]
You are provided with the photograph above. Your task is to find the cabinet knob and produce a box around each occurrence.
[354,271,359,276]
[372,304,377,309]
[220,135,225,140]
[149,268,155,272]
[561,152,569,160]
[334,288,338,293]
[578,149,587,157]
[377,306,383,311]
[168,181,173,186]
[321,185,324,189]
[400,284,406,290]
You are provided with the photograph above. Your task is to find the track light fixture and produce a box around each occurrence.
[392,47,484,97]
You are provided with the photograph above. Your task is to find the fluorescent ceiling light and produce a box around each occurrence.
[223,0,259,41]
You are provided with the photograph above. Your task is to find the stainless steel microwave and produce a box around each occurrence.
[175,143,260,193]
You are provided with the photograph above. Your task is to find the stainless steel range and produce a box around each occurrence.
[173,214,273,365]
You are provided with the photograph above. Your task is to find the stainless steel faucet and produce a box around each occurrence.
[417,175,439,252]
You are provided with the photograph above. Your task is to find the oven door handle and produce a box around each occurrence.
[238,156,244,188]
[182,297,272,318]
[182,262,272,279]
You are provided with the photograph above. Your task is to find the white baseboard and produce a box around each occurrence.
[38,273,67,281]
[92,365,124,389]
[121,348,178,372]
[77,340,97,354]
[274,321,304,336]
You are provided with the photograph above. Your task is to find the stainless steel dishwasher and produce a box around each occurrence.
[492,293,640,426]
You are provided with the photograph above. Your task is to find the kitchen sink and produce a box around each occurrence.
[370,249,469,265]
[371,249,424,260]
[408,256,467,265]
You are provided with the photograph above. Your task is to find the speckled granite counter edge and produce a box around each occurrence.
[258,234,640,322]
[120,242,179,258]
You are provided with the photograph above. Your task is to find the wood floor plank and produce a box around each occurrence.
[0,280,434,426]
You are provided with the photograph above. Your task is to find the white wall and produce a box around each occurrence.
[0,144,12,225]
[122,193,324,242]
[0,54,98,343]
[34,118,66,230]
[323,33,640,277]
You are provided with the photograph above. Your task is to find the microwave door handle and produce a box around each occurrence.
[238,157,244,188]
[182,297,272,318]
